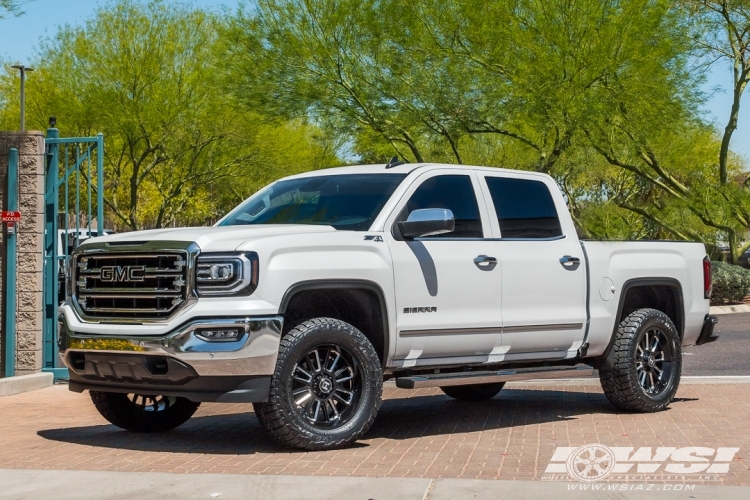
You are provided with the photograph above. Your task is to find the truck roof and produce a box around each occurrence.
[283,162,553,180]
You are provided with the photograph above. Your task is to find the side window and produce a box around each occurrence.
[485,176,563,239]
[401,175,483,238]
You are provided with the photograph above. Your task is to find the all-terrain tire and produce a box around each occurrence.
[599,308,682,412]
[90,391,200,432]
[253,318,383,451]
[440,383,505,401]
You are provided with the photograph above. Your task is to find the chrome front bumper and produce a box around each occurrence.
[58,315,283,402]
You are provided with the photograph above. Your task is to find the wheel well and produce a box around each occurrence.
[280,285,387,366]
[618,282,684,339]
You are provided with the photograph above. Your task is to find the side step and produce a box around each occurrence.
[395,364,594,389]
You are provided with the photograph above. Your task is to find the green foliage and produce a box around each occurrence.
[0,0,339,230]
[0,0,30,18]
[221,0,750,254]
[1,0,748,243]
[711,261,750,305]
[225,0,696,168]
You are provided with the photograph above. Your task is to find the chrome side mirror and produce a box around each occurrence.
[397,208,455,239]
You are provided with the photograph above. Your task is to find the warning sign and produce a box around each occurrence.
[1,211,21,222]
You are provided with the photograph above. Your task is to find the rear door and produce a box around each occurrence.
[386,170,503,367]
[479,173,587,360]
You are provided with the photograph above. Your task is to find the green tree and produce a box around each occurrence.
[583,0,750,261]
[0,0,338,230]
[226,0,743,249]
[689,1,750,186]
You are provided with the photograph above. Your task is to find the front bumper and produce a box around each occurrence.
[58,314,283,403]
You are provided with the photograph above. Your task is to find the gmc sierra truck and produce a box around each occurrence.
[59,163,718,450]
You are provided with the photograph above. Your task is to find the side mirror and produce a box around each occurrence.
[397,208,455,239]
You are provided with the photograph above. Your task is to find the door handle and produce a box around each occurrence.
[474,255,497,270]
[559,255,581,270]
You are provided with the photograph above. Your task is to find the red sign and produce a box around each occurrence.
[1,211,21,222]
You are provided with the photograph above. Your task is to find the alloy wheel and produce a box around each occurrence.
[635,328,673,396]
[128,394,177,412]
[290,344,361,428]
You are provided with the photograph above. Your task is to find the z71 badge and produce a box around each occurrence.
[364,235,383,242]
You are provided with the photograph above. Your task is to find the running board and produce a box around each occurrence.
[395,364,594,389]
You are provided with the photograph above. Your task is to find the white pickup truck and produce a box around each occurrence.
[59,162,718,450]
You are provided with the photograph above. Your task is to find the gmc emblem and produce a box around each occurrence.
[100,265,146,282]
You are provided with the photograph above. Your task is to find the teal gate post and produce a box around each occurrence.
[43,127,104,381]
[3,148,19,377]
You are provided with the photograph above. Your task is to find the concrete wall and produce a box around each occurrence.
[0,132,46,376]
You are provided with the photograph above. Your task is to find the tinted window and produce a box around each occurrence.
[401,175,483,238]
[485,177,563,239]
[221,174,406,231]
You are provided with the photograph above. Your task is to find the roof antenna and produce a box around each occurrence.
[385,156,406,169]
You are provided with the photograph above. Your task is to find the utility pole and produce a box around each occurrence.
[11,65,34,131]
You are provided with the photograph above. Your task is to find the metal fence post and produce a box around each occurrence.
[96,133,104,234]
[3,148,19,378]
[43,128,59,372]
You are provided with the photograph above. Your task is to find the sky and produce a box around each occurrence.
[0,0,748,160]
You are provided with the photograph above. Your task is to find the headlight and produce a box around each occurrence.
[195,252,258,296]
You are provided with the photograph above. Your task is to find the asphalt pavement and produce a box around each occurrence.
[683,313,750,375]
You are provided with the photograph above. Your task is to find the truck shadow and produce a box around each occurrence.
[36,388,684,455]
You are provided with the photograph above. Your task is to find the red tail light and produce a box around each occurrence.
[703,256,712,299]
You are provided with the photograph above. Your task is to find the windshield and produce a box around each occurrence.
[220,173,407,230]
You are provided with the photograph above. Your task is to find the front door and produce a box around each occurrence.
[386,170,503,368]
[479,173,587,360]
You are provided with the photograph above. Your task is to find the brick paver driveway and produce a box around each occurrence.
[1,381,748,485]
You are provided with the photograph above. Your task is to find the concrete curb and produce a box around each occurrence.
[0,372,54,397]
[0,469,747,500]
[710,304,750,315]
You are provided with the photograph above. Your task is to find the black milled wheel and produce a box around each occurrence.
[599,308,682,412]
[440,383,505,401]
[90,391,200,432]
[253,318,382,451]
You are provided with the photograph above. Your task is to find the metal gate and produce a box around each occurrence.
[43,127,104,380]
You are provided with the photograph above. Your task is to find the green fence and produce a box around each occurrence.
[42,128,104,381]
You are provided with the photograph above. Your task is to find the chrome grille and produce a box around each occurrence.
[75,252,188,319]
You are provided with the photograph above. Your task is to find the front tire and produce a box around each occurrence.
[599,308,681,412]
[90,391,200,432]
[254,318,383,451]
[441,383,505,401]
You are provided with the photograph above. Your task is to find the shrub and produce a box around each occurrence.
[711,261,750,305]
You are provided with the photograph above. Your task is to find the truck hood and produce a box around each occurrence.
[86,225,338,252]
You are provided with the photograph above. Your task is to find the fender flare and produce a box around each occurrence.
[279,279,391,368]
[599,277,685,361]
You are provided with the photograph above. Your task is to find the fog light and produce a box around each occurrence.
[196,328,243,342]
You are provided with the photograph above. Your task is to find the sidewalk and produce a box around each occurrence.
[710,304,750,315]
[2,469,749,500]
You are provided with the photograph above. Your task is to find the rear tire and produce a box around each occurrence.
[599,308,681,412]
[90,391,200,432]
[441,382,505,401]
[254,318,383,451]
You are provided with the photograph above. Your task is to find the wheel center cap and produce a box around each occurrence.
[647,357,655,368]
[318,377,333,394]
